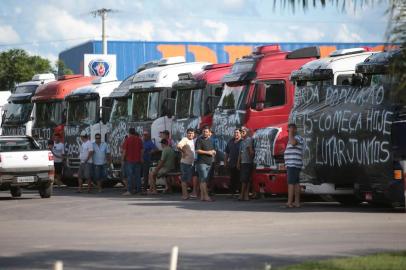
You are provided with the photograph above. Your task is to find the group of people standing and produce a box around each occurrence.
[48,122,304,207]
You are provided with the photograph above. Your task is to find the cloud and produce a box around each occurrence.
[242,25,325,43]
[0,25,21,44]
[334,24,363,42]
[219,0,258,16]
[203,20,229,41]
[108,21,155,40]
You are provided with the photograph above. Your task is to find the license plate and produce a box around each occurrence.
[16,176,36,183]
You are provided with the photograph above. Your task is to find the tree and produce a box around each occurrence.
[0,49,53,91]
[55,60,74,77]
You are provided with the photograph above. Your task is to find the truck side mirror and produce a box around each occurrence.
[101,98,112,124]
[162,98,175,118]
[251,83,266,111]
[205,95,221,114]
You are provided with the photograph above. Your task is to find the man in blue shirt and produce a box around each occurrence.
[142,131,157,192]
[93,133,111,192]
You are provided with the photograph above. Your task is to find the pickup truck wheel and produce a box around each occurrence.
[10,187,22,198]
[39,184,53,198]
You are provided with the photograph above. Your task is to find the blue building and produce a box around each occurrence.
[59,40,388,80]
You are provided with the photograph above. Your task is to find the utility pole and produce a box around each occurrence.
[91,8,114,55]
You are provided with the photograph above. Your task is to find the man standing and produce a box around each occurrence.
[177,128,195,200]
[142,131,157,193]
[238,127,254,201]
[284,123,304,208]
[93,133,111,193]
[122,128,143,195]
[148,139,176,194]
[195,126,215,202]
[78,131,94,193]
[225,128,242,196]
[49,134,64,187]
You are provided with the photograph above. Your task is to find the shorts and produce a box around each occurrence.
[196,163,211,183]
[54,162,63,175]
[180,163,193,182]
[79,163,93,180]
[157,167,171,178]
[240,163,253,183]
[287,167,301,184]
[93,164,106,182]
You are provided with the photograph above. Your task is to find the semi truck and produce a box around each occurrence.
[289,49,404,206]
[1,73,55,136]
[212,45,320,192]
[107,57,209,179]
[63,77,121,184]
[255,47,375,199]
[31,75,95,149]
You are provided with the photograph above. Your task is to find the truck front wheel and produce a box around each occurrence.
[39,183,53,198]
[10,187,22,198]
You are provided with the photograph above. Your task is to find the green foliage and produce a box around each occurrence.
[278,251,406,270]
[55,59,74,76]
[0,49,52,91]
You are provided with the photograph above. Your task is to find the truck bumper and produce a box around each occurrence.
[252,171,288,195]
[0,172,53,190]
[301,183,353,195]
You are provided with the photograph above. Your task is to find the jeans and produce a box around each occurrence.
[126,161,142,193]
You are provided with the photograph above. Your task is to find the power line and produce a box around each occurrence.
[0,37,96,47]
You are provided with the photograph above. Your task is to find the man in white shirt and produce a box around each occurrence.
[177,128,195,200]
[92,133,111,192]
[78,131,94,193]
[51,133,64,187]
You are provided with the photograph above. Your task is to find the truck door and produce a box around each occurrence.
[248,80,288,131]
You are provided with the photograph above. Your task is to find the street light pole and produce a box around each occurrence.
[91,8,113,55]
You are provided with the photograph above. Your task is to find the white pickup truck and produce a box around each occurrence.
[0,136,54,198]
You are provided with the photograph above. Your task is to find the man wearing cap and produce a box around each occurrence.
[122,128,143,195]
[148,138,176,194]
[78,131,94,193]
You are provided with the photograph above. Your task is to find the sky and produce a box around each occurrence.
[0,0,391,66]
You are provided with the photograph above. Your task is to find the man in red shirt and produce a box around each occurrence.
[122,128,144,195]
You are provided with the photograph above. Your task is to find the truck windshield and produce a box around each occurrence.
[217,84,246,110]
[67,99,98,125]
[130,91,159,121]
[175,89,202,119]
[110,98,128,122]
[0,137,38,152]
[14,84,37,94]
[34,101,64,127]
[2,102,33,124]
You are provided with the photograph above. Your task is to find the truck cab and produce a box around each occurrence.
[171,64,231,144]
[2,73,55,136]
[129,57,210,148]
[288,48,376,198]
[63,77,121,182]
[212,45,320,190]
[31,75,96,149]
[354,49,405,205]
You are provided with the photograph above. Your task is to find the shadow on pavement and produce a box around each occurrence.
[0,249,339,270]
[48,187,405,214]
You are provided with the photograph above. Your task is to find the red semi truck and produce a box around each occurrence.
[212,45,321,193]
[31,75,95,149]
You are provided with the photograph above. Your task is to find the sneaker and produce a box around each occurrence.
[122,191,131,196]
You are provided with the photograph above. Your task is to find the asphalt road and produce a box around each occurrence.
[0,187,405,270]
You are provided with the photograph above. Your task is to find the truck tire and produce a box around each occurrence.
[10,187,22,198]
[39,183,53,198]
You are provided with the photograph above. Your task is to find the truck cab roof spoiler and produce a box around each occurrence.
[286,46,320,59]
[355,49,401,74]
